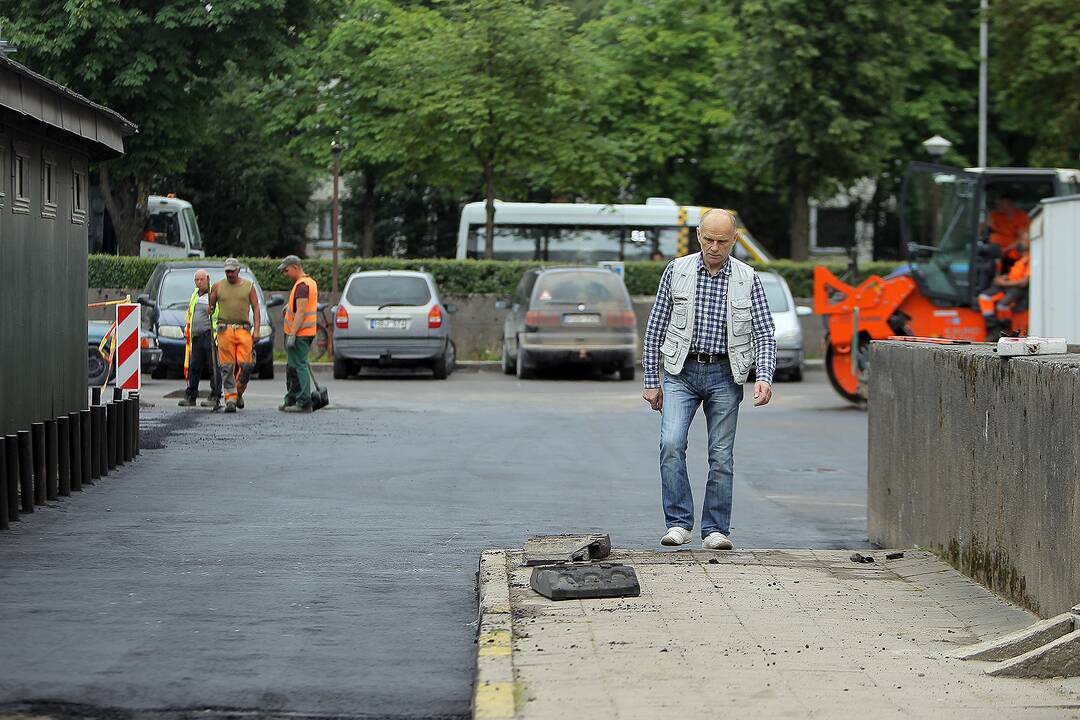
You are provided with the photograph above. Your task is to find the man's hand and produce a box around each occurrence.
[753,380,772,407]
[642,387,663,412]
[285,333,296,350]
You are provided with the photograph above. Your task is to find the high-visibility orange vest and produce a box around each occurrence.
[284,275,319,337]
[1007,254,1030,283]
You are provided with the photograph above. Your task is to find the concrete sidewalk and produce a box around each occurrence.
[475,549,1080,719]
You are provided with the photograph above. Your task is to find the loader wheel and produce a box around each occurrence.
[825,338,867,405]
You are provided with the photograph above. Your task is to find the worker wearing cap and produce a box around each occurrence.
[278,255,319,413]
[208,258,260,413]
[978,234,1030,333]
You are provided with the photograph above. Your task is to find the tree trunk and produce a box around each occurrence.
[362,171,376,258]
[788,178,810,261]
[98,166,146,256]
[484,160,496,260]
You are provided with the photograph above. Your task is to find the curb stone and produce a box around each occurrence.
[474,550,517,719]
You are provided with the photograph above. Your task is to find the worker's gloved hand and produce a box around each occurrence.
[285,334,297,350]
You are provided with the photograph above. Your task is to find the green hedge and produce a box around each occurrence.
[89,254,903,298]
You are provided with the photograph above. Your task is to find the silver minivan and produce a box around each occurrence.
[333,270,456,379]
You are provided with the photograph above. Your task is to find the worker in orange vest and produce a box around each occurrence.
[985,194,1030,264]
[978,233,1030,334]
[278,255,319,413]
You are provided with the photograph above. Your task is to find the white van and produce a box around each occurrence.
[140,195,206,258]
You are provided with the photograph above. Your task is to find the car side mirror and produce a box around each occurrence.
[444,303,458,314]
[495,299,510,310]
[266,295,285,308]
[796,306,813,317]
[136,294,159,325]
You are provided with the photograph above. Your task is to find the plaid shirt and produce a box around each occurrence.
[642,255,776,388]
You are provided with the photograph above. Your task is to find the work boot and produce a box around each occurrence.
[177,397,196,407]
[702,532,734,550]
[281,404,312,414]
[236,395,245,410]
[660,527,693,546]
[278,401,295,412]
[224,401,237,414]
[200,396,219,408]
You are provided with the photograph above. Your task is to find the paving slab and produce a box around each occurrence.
[474,549,1080,719]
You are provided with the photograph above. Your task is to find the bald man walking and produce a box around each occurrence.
[641,209,776,550]
[179,269,222,408]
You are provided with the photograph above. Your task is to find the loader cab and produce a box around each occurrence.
[899,164,1075,307]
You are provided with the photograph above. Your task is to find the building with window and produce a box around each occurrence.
[0,50,136,438]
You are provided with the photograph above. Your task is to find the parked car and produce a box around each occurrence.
[758,271,811,381]
[499,267,638,380]
[333,270,457,379]
[87,320,161,386]
[139,261,282,380]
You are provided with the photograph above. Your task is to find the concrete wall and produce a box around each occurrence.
[868,342,1080,617]
[89,289,826,362]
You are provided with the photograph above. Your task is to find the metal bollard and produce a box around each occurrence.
[45,419,59,501]
[0,436,8,530]
[77,411,91,488]
[123,399,135,461]
[91,386,101,406]
[113,387,123,403]
[132,393,140,456]
[31,422,46,506]
[105,403,117,471]
[69,411,83,492]
[91,405,105,479]
[5,435,19,521]
[115,398,126,466]
[58,416,71,497]
[17,430,33,513]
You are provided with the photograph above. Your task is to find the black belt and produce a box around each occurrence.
[688,352,727,363]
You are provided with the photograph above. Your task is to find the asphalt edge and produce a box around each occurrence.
[473,549,517,719]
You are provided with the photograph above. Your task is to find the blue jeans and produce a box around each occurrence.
[659,359,744,538]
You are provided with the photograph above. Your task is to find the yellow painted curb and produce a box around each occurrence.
[478,629,512,657]
[474,681,515,719]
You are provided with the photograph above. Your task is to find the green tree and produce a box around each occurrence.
[993,0,1080,167]
[0,0,312,254]
[369,0,619,258]
[726,0,927,259]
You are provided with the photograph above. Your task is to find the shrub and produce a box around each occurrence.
[88,254,902,298]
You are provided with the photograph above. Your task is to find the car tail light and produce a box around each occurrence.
[524,311,559,329]
[428,306,443,329]
[605,311,636,327]
[335,305,349,329]
[140,336,151,349]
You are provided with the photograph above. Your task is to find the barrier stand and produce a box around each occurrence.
[31,422,46,506]
[57,416,71,497]
[79,410,92,487]
[115,396,126,467]
[106,403,117,471]
[5,435,19,521]
[45,419,59,501]
[0,436,8,530]
[68,411,83,492]
[17,430,33,513]
[132,393,140,456]
[90,405,104,480]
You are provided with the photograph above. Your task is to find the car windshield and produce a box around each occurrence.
[158,269,262,309]
[532,271,631,309]
[346,276,432,306]
[759,275,790,312]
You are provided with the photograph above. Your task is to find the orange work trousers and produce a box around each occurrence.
[217,325,254,404]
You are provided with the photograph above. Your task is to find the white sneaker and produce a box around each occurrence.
[703,532,734,550]
[660,527,693,546]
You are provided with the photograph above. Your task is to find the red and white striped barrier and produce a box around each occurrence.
[114,303,141,391]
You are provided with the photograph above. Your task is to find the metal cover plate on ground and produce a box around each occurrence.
[530,562,640,600]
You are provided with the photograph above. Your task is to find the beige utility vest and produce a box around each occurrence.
[658,253,756,384]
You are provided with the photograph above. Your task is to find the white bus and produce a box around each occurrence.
[455,197,772,263]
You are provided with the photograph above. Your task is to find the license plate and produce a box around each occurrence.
[563,314,600,325]
[370,319,408,330]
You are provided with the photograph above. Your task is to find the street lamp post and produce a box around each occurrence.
[330,138,343,298]
[922,135,953,163]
